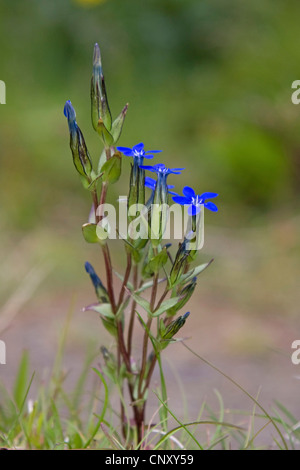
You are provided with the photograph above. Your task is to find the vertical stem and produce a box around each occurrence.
[102,244,116,312]
[118,251,132,309]
[98,181,108,221]
[127,264,138,357]
[92,189,99,222]
[137,267,159,412]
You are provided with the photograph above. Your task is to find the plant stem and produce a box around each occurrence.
[92,189,99,222]
[127,264,138,357]
[98,181,108,221]
[137,269,159,406]
[118,251,132,309]
[142,353,157,396]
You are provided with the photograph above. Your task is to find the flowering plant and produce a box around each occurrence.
[64,43,218,447]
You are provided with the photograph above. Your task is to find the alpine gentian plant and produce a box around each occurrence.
[64,43,219,448]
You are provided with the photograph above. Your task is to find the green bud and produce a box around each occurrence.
[101,346,117,373]
[64,100,93,180]
[160,312,190,349]
[167,278,197,316]
[91,43,112,132]
[169,239,191,287]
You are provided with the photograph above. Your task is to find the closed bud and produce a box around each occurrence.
[169,238,191,287]
[161,312,190,348]
[85,261,109,303]
[91,43,112,132]
[101,346,117,373]
[64,100,93,179]
[167,278,197,316]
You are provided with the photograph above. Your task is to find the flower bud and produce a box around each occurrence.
[101,346,117,374]
[169,238,191,287]
[85,261,109,303]
[64,100,93,179]
[167,278,197,316]
[91,43,112,132]
[160,312,190,348]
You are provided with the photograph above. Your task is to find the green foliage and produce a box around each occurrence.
[82,223,100,243]
[100,152,122,184]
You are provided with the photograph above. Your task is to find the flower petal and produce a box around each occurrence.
[168,190,179,196]
[169,168,185,174]
[172,196,191,205]
[139,165,156,172]
[145,177,156,190]
[64,100,76,120]
[145,150,162,154]
[199,192,218,201]
[132,142,144,153]
[144,154,155,159]
[204,201,218,212]
[183,186,196,198]
[116,146,134,156]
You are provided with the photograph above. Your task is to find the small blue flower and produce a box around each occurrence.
[145,176,177,196]
[172,186,218,216]
[117,142,161,166]
[140,163,184,176]
[142,165,183,209]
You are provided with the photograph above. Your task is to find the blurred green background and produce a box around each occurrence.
[1,0,300,418]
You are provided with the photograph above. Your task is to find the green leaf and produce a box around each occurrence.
[175,260,213,287]
[111,103,129,143]
[87,172,103,191]
[152,297,181,317]
[83,368,109,448]
[135,312,160,349]
[82,223,99,243]
[96,118,114,147]
[146,248,168,276]
[97,149,107,174]
[84,303,114,319]
[101,152,122,184]
[130,292,152,315]
[135,277,166,294]
[13,351,29,411]
[101,318,118,337]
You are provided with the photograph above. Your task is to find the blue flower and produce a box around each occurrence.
[117,142,161,166]
[172,186,218,216]
[140,163,184,176]
[142,164,183,208]
[145,176,177,196]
